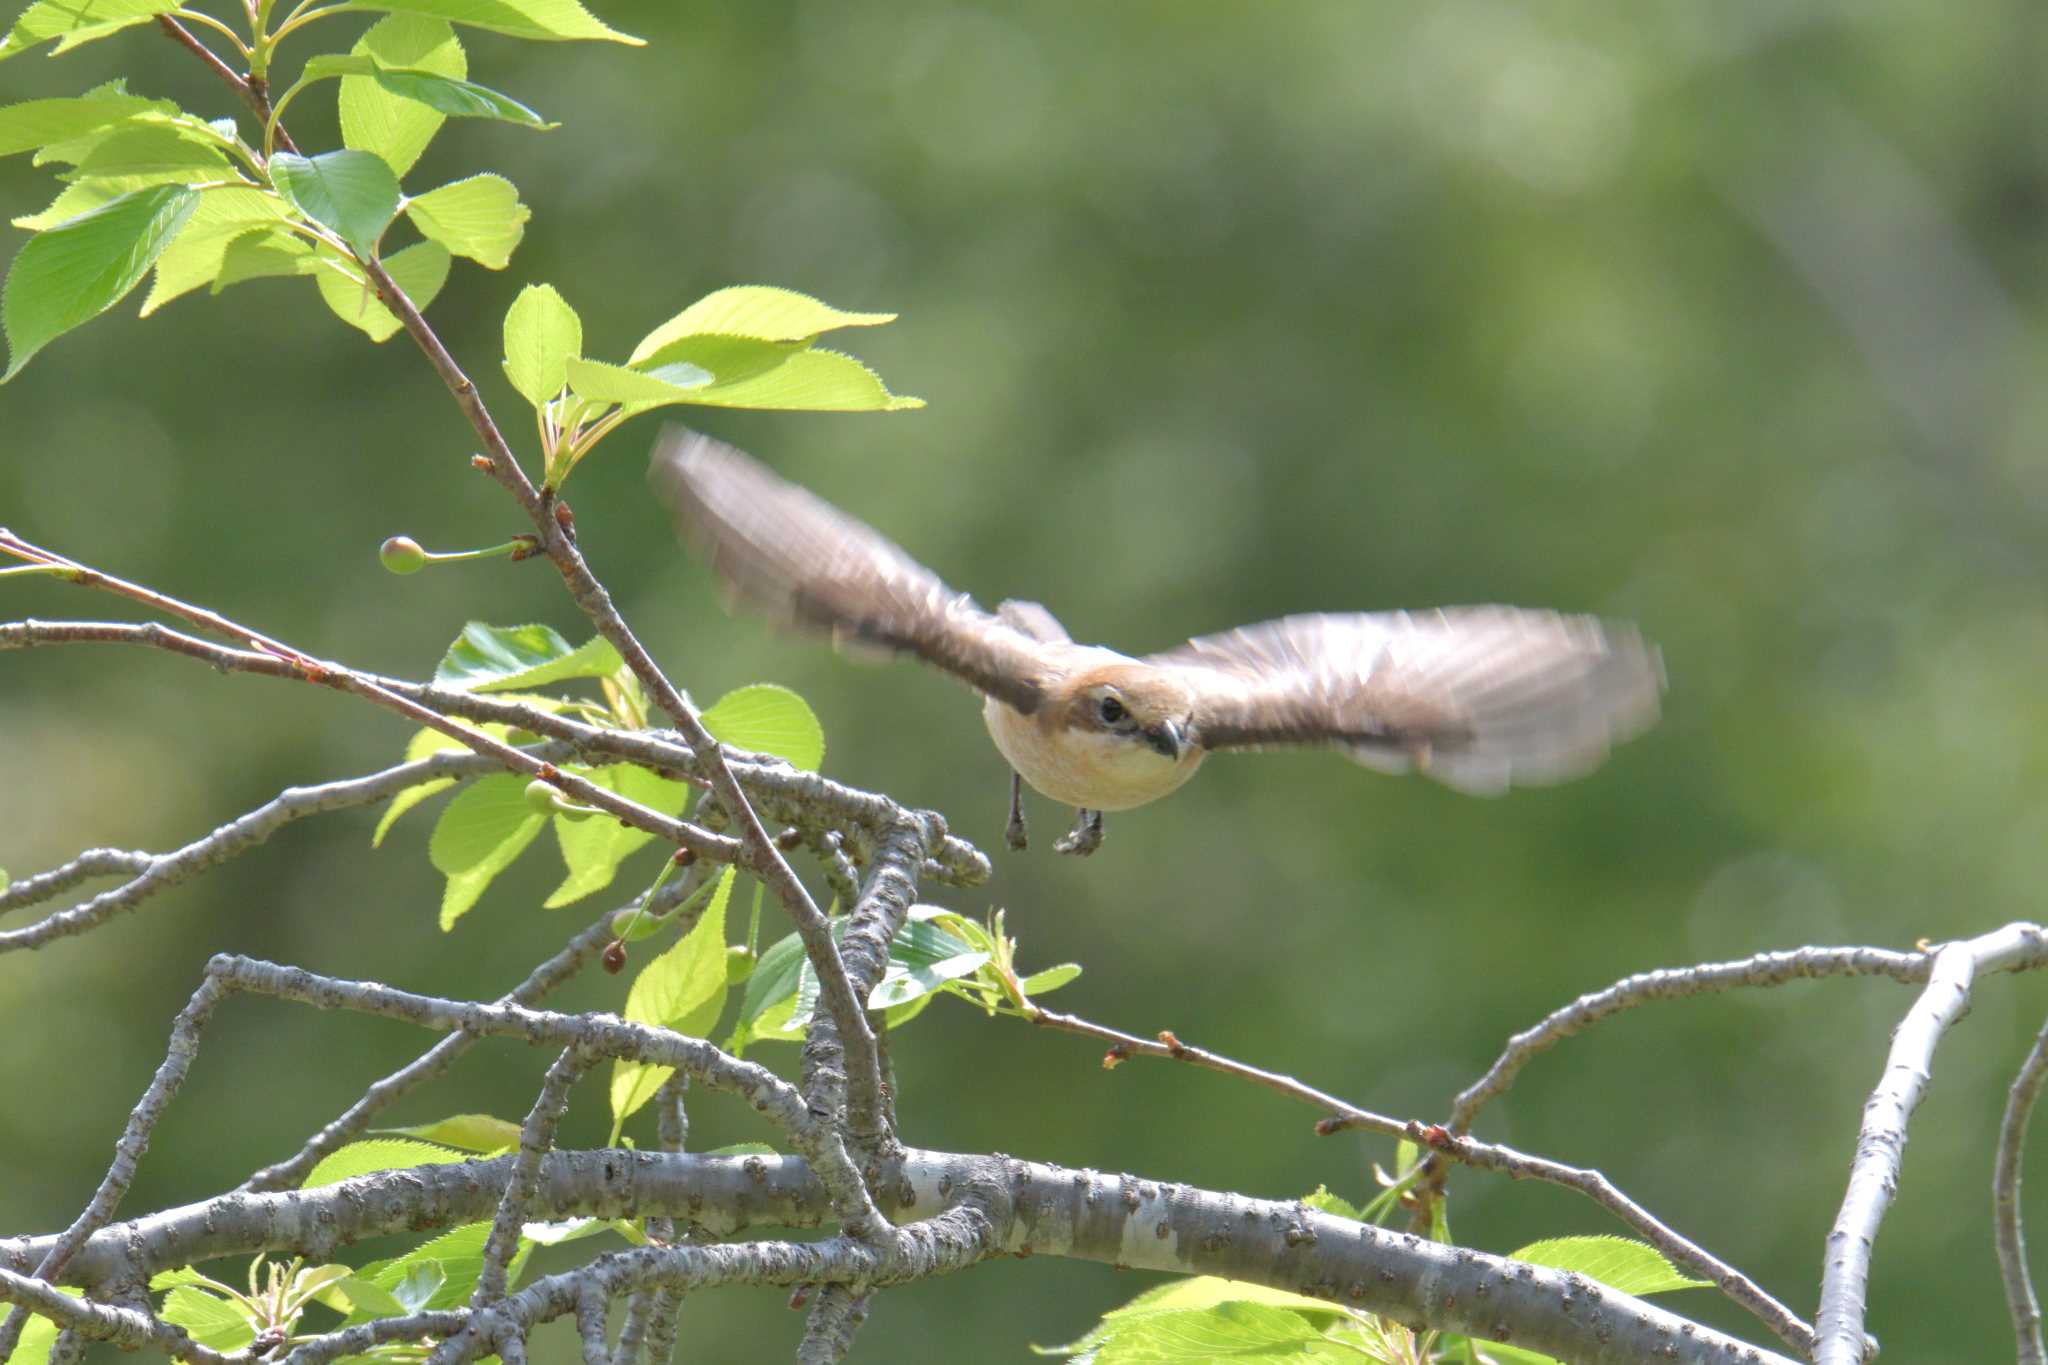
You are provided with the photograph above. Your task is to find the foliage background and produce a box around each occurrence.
[3,2,2046,1361]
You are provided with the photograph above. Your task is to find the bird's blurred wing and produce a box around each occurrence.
[1151,609,1662,794]
[650,429,1053,713]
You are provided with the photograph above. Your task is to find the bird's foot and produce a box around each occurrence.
[1053,808,1104,857]
[1005,772,1028,851]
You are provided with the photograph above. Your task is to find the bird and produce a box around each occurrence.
[649,429,1664,856]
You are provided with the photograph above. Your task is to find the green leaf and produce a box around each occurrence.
[0,0,178,61]
[158,1285,254,1352]
[388,1260,447,1313]
[630,332,809,388]
[1090,1301,1342,1363]
[436,623,626,692]
[63,123,229,180]
[428,773,547,928]
[729,927,807,1053]
[1469,1344,1564,1365]
[348,1222,525,1322]
[544,762,687,908]
[0,91,167,157]
[340,14,465,179]
[312,238,449,340]
[566,354,710,405]
[2,182,195,380]
[1300,1186,1364,1223]
[372,722,512,846]
[701,683,825,771]
[140,187,296,314]
[629,285,896,360]
[405,172,528,268]
[1508,1236,1710,1296]
[303,1137,473,1188]
[502,282,581,408]
[610,867,736,1132]
[331,0,642,44]
[678,346,925,412]
[375,1113,523,1153]
[1,1287,69,1363]
[317,1273,409,1319]
[1017,962,1082,995]
[269,149,400,258]
[307,54,551,130]
[213,228,318,289]
[866,912,987,1010]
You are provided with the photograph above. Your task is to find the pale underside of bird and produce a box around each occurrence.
[649,429,1664,856]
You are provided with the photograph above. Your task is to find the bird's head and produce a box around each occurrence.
[1061,664,1196,765]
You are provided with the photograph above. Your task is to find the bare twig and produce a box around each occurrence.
[1995,1008,2048,1365]
[796,1285,870,1365]
[1816,922,2048,1364]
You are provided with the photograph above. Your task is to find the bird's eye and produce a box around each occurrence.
[1098,696,1126,725]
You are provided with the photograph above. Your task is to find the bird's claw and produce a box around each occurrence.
[1053,808,1103,857]
[1006,772,1029,851]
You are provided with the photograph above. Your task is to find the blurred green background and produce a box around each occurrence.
[4,2,2047,1360]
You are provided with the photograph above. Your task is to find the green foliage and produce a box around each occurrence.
[374,1113,524,1153]
[1,180,193,378]
[303,1136,473,1187]
[609,865,736,1135]
[700,682,826,772]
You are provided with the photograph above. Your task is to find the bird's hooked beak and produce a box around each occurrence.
[1144,718,1187,761]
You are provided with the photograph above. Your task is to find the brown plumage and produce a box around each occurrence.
[650,429,1664,853]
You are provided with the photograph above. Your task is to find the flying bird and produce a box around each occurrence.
[650,430,1663,856]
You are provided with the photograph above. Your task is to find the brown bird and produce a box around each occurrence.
[650,430,1663,855]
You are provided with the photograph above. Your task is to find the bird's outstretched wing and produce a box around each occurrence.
[1152,609,1663,795]
[650,429,1053,714]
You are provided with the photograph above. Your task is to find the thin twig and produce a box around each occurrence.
[1995,1008,2048,1365]
[1815,922,2048,1364]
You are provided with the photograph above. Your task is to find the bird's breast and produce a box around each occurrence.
[982,697,1204,812]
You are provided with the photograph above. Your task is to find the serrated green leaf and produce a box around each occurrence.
[631,286,896,361]
[314,1274,408,1319]
[389,1260,447,1313]
[1300,1186,1364,1223]
[212,228,317,290]
[0,0,178,61]
[331,0,641,44]
[428,773,546,928]
[705,1141,779,1156]
[435,623,625,692]
[630,332,808,388]
[340,14,464,178]
[701,683,825,771]
[2,182,194,380]
[1017,962,1082,995]
[270,148,399,258]
[729,928,807,1053]
[140,187,296,314]
[680,346,924,412]
[348,1223,525,1322]
[63,123,229,180]
[159,1284,254,1352]
[544,762,688,908]
[375,1113,523,1153]
[304,1138,473,1188]
[611,867,735,1131]
[405,172,528,268]
[1509,1236,1710,1296]
[866,914,987,1009]
[372,721,515,846]
[308,53,551,130]
[312,237,449,340]
[566,354,710,406]
[1090,1300,1340,1362]
[0,91,166,157]
[502,281,580,407]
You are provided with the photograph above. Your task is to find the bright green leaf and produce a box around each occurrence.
[158,1285,254,1352]
[866,914,987,1009]
[1509,1236,1710,1296]
[307,54,552,129]
[140,187,296,314]
[566,354,710,406]
[701,683,825,771]
[340,14,465,178]
[544,762,688,908]
[269,148,400,258]
[312,238,449,340]
[0,91,166,157]
[0,0,178,61]
[372,722,512,846]
[428,773,546,928]
[2,182,195,380]
[331,0,642,44]
[502,281,580,407]
[1469,1344,1564,1365]
[1089,1300,1340,1363]
[375,1113,523,1153]
[1300,1186,1364,1223]
[1017,962,1082,995]
[629,285,896,360]
[677,345,923,412]
[212,228,318,290]
[63,123,229,180]
[611,867,735,1130]
[405,172,528,268]
[435,623,625,692]
[318,1273,409,1319]
[388,1260,447,1313]
[303,1137,473,1188]
[347,1223,524,1322]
